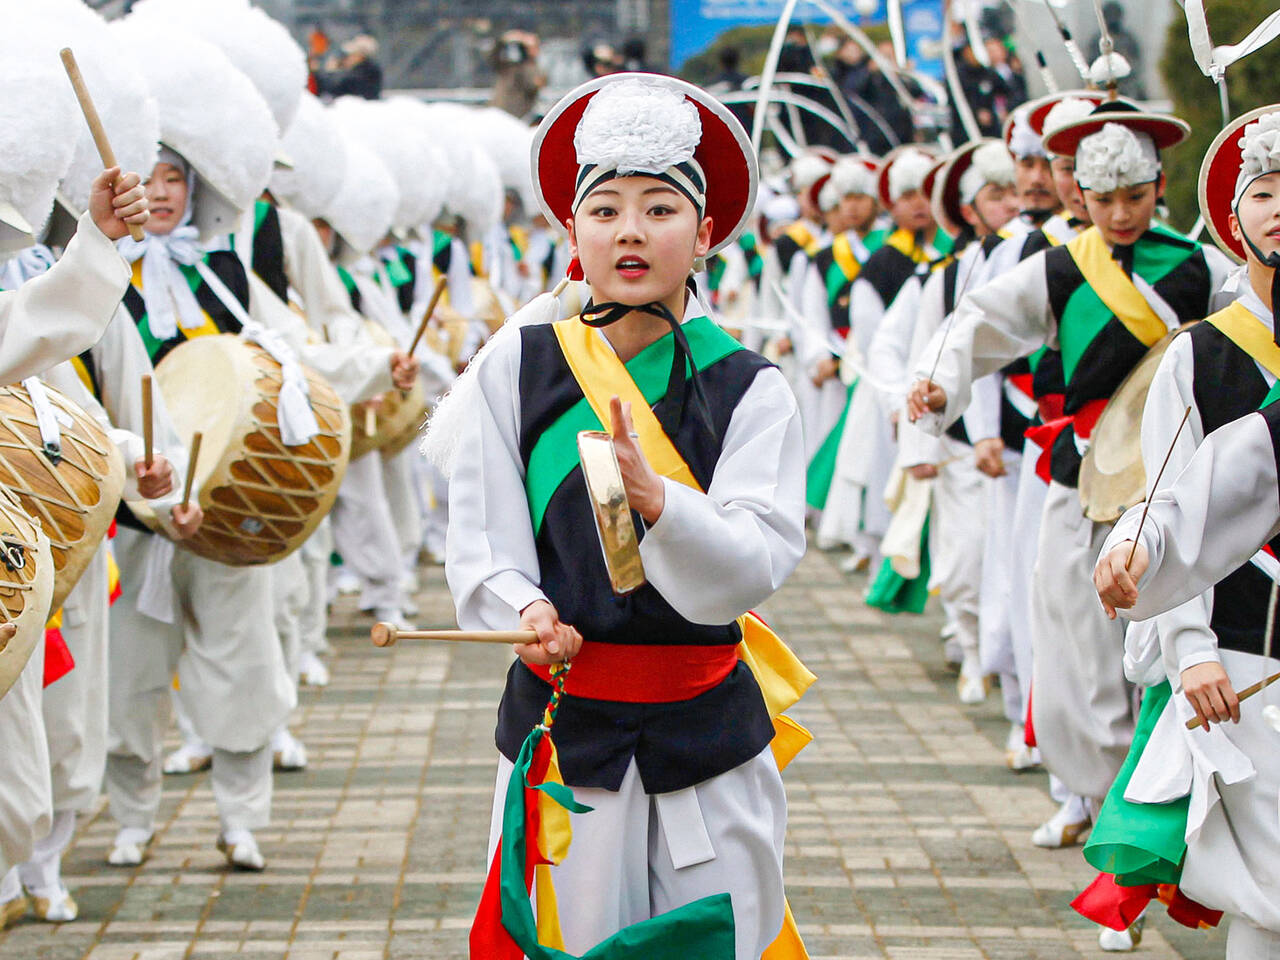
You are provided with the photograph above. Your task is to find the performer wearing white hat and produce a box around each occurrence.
[431,73,810,958]
[1093,106,1280,959]
[908,100,1235,853]
[896,139,1019,705]
[102,13,311,872]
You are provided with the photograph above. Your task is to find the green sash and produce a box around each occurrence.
[1058,226,1198,385]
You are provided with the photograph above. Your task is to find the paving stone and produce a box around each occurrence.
[0,549,1230,958]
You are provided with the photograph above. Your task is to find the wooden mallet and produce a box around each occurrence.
[406,276,449,358]
[60,48,146,243]
[1186,670,1280,731]
[180,432,202,509]
[141,375,154,468]
[371,623,536,647]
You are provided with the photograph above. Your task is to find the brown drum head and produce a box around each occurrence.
[1079,324,1196,523]
[0,487,53,702]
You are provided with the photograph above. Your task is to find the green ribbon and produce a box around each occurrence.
[806,380,856,510]
[497,726,737,960]
[865,518,932,615]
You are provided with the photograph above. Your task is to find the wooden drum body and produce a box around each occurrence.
[349,322,428,460]
[0,487,54,701]
[0,382,124,611]
[131,335,352,566]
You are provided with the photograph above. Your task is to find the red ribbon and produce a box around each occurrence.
[1023,397,1108,484]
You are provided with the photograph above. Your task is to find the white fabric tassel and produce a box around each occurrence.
[118,229,206,338]
[22,378,61,459]
[191,260,320,448]
[137,535,177,624]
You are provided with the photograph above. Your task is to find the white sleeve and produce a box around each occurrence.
[1139,335,1221,675]
[246,271,397,406]
[964,374,1002,442]
[639,366,806,624]
[444,326,546,629]
[910,252,1053,433]
[867,275,922,400]
[797,263,833,372]
[0,214,130,383]
[1104,411,1280,619]
[847,275,887,360]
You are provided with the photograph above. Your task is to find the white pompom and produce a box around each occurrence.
[1075,123,1160,194]
[1088,52,1132,87]
[1262,704,1280,734]
[574,78,702,175]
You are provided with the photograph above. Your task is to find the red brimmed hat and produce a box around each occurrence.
[930,138,1009,236]
[1199,105,1280,264]
[1043,100,1189,159]
[1002,90,1107,146]
[530,73,757,258]
[876,145,938,209]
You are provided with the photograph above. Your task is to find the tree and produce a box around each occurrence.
[1160,0,1280,232]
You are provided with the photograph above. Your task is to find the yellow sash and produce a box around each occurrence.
[832,233,861,281]
[553,316,814,958]
[784,221,819,257]
[1065,227,1168,348]
[1207,300,1280,379]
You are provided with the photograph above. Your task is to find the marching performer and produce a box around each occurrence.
[825,147,946,571]
[432,74,808,958]
[896,139,1019,704]
[908,100,1235,851]
[0,11,150,926]
[1093,107,1280,959]
[103,14,306,871]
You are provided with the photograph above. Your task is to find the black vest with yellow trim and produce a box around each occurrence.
[772,221,818,273]
[498,320,777,793]
[1187,310,1280,657]
[1043,225,1214,487]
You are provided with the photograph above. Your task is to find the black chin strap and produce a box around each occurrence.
[579,280,716,439]
[1239,224,1280,346]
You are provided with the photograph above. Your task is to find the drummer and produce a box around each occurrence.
[906,100,1235,870]
[102,16,319,872]
[1094,107,1280,959]
[0,168,151,933]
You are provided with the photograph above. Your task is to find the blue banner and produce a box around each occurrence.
[669,0,942,81]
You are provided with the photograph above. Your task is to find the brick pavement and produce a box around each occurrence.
[0,548,1226,959]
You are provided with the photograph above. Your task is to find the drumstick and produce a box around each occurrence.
[1126,406,1192,570]
[180,432,202,509]
[1186,670,1280,730]
[59,48,146,243]
[406,277,449,357]
[141,375,154,468]
[364,404,377,437]
[371,622,536,647]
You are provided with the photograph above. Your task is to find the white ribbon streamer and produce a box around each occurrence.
[118,228,206,340]
[191,260,320,448]
[1186,0,1280,83]
[137,535,177,624]
[22,378,61,460]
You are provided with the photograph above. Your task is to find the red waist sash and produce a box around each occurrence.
[527,642,740,703]
[1023,396,1107,484]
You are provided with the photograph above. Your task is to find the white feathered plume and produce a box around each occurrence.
[1075,123,1160,194]
[574,79,701,176]
[322,137,398,257]
[270,92,349,218]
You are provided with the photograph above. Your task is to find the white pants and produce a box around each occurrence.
[928,440,989,663]
[420,461,449,559]
[106,528,292,834]
[816,382,893,553]
[331,453,403,611]
[1029,481,1133,800]
[978,454,1022,722]
[272,551,309,682]
[17,808,75,898]
[381,446,423,564]
[1229,920,1280,959]
[1008,442,1047,722]
[298,520,332,657]
[487,749,787,960]
[42,546,110,812]
[0,637,51,876]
